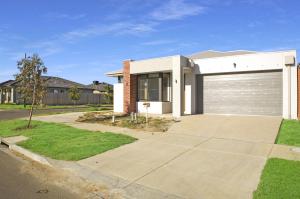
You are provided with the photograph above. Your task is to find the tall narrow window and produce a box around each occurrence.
[138,77,148,100]
[163,73,171,102]
[148,78,159,101]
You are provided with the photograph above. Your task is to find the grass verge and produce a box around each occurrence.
[0,119,136,160]
[276,119,300,147]
[253,158,300,199]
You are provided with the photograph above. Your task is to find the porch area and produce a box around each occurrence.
[0,87,15,104]
[108,55,195,117]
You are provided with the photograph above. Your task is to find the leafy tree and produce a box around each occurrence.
[68,86,81,106]
[15,54,47,128]
[104,84,113,104]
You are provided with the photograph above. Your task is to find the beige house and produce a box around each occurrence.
[107,50,299,119]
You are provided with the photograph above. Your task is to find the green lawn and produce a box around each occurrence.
[0,119,136,160]
[0,104,87,110]
[0,104,31,110]
[253,158,300,199]
[276,119,300,147]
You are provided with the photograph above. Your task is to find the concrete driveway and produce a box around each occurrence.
[75,114,282,199]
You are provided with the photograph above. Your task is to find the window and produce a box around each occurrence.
[163,73,171,101]
[137,73,171,102]
[148,78,159,101]
[118,76,123,83]
[138,78,148,101]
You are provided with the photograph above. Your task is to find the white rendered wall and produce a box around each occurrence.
[193,50,297,119]
[290,56,298,119]
[113,83,123,113]
[193,51,292,74]
[137,102,172,114]
[130,56,173,74]
[172,56,184,117]
[184,73,196,114]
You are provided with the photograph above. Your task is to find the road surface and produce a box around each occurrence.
[0,146,79,199]
[0,108,87,120]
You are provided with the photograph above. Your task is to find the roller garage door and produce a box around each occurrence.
[196,70,283,116]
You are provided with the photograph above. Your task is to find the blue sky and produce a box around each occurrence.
[0,0,299,84]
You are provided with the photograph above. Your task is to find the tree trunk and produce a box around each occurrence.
[27,82,36,128]
[23,98,26,108]
[27,102,34,128]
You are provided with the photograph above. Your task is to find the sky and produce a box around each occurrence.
[0,0,299,84]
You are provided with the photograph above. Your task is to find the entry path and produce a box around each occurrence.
[33,113,283,199]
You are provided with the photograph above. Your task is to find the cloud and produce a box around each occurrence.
[150,0,205,21]
[62,22,156,41]
[142,39,175,46]
[25,40,63,57]
[4,21,156,60]
[45,13,86,20]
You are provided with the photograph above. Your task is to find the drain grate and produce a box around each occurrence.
[0,142,9,148]
[36,189,49,194]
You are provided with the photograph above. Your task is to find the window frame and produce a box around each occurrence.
[137,72,171,102]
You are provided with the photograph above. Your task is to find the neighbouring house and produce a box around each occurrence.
[106,49,299,119]
[88,81,113,94]
[88,81,113,104]
[0,76,106,105]
[0,80,16,104]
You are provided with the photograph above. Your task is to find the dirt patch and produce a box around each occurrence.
[77,112,176,132]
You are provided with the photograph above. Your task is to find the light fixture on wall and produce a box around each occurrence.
[233,63,237,68]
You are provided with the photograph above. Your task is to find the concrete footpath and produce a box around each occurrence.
[32,113,299,199]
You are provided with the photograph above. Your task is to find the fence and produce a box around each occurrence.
[43,93,106,105]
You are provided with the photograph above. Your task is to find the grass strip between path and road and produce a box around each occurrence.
[276,119,300,147]
[253,158,300,199]
[0,119,136,161]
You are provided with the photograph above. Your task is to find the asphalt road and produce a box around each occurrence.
[0,146,79,199]
[0,108,87,120]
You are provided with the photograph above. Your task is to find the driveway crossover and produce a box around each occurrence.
[34,113,282,199]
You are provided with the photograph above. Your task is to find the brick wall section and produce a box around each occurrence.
[123,60,137,113]
[298,66,300,119]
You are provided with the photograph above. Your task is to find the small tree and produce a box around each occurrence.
[68,86,81,106]
[15,54,47,128]
[104,84,113,104]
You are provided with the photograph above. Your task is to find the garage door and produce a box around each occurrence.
[196,70,282,116]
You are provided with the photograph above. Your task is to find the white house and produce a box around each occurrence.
[106,50,299,119]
